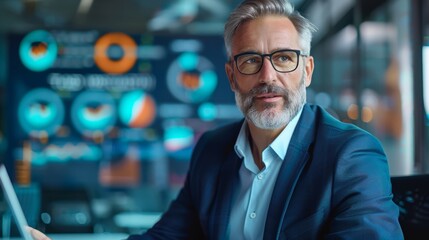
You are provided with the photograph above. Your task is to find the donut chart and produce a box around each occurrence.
[93,32,137,74]
[119,90,156,128]
[18,88,64,137]
[19,30,58,72]
[71,91,117,135]
[167,52,218,103]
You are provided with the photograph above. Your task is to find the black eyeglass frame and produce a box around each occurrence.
[232,49,309,75]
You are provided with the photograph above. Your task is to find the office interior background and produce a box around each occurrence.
[0,0,428,237]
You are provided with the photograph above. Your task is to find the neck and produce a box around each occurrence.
[247,122,285,170]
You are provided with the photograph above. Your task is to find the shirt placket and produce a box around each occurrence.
[243,170,266,240]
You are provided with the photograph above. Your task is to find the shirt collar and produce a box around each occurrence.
[234,107,304,162]
[270,107,303,160]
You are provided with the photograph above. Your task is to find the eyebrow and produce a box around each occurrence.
[235,48,299,55]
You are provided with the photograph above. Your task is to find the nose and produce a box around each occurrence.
[258,56,276,84]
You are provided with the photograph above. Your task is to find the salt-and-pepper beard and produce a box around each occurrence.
[233,72,307,130]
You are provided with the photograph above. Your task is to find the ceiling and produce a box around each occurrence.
[0,0,307,35]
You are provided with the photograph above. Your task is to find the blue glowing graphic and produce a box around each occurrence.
[167,52,218,103]
[31,143,103,166]
[18,88,64,137]
[71,91,117,135]
[198,102,217,121]
[19,30,58,72]
[164,126,194,161]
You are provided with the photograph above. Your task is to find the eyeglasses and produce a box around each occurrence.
[233,49,308,75]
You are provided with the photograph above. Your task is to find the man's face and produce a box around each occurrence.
[225,15,314,130]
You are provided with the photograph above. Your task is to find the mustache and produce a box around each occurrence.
[248,84,288,97]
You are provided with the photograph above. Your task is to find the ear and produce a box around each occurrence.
[304,56,314,87]
[225,62,237,91]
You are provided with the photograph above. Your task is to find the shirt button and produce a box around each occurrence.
[257,174,263,180]
[250,212,256,219]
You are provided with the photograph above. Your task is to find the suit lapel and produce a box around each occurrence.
[263,105,316,239]
[263,146,310,239]
[209,123,243,239]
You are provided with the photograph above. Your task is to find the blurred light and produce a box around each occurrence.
[75,212,88,225]
[361,22,395,44]
[347,104,358,120]
[41,212,51,224]
[329,0,354,23]
[314,92,332,109]
[186,22,226,35]
[148,0,198,31]
[215,104,243,119]
[339,89,356,111]
[361,106,374,123]
[170,39,202,53]
[306,88,315,103]
[198,102,217,121]
[114,212,161,229]
[159,104,192,118]
[361,88,379,109]
[198,0,229,18]
[77,0,93,15]
[331,26,357,53]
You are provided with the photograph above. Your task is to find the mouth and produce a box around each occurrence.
[254,93,283,103]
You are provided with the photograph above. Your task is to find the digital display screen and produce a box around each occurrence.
[6,30,240,189]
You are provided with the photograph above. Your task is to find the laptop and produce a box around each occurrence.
[0,163,33,240]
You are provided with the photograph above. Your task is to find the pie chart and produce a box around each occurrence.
[119,90,156,128]
[18,88,64,137]
[71,91,117,136]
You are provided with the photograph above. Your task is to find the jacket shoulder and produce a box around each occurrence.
[309,105,375,139]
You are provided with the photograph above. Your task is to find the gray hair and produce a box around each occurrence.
[224,0,317,58]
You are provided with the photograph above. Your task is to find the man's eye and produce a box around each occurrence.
[277,55,291,62]
[245,58,258,63]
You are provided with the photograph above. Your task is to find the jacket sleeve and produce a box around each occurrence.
[326,131,404,239]
[127,179,205,240]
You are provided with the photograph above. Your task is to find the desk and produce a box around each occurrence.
[7,233,129,240]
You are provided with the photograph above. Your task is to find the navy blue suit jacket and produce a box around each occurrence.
[128,104,403,239]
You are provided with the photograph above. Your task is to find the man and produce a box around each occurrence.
[127,0,403,239]
[32,0,403,239]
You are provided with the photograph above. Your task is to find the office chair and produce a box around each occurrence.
[391,174,429,240]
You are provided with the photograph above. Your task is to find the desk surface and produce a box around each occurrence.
[7,233,129,240]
